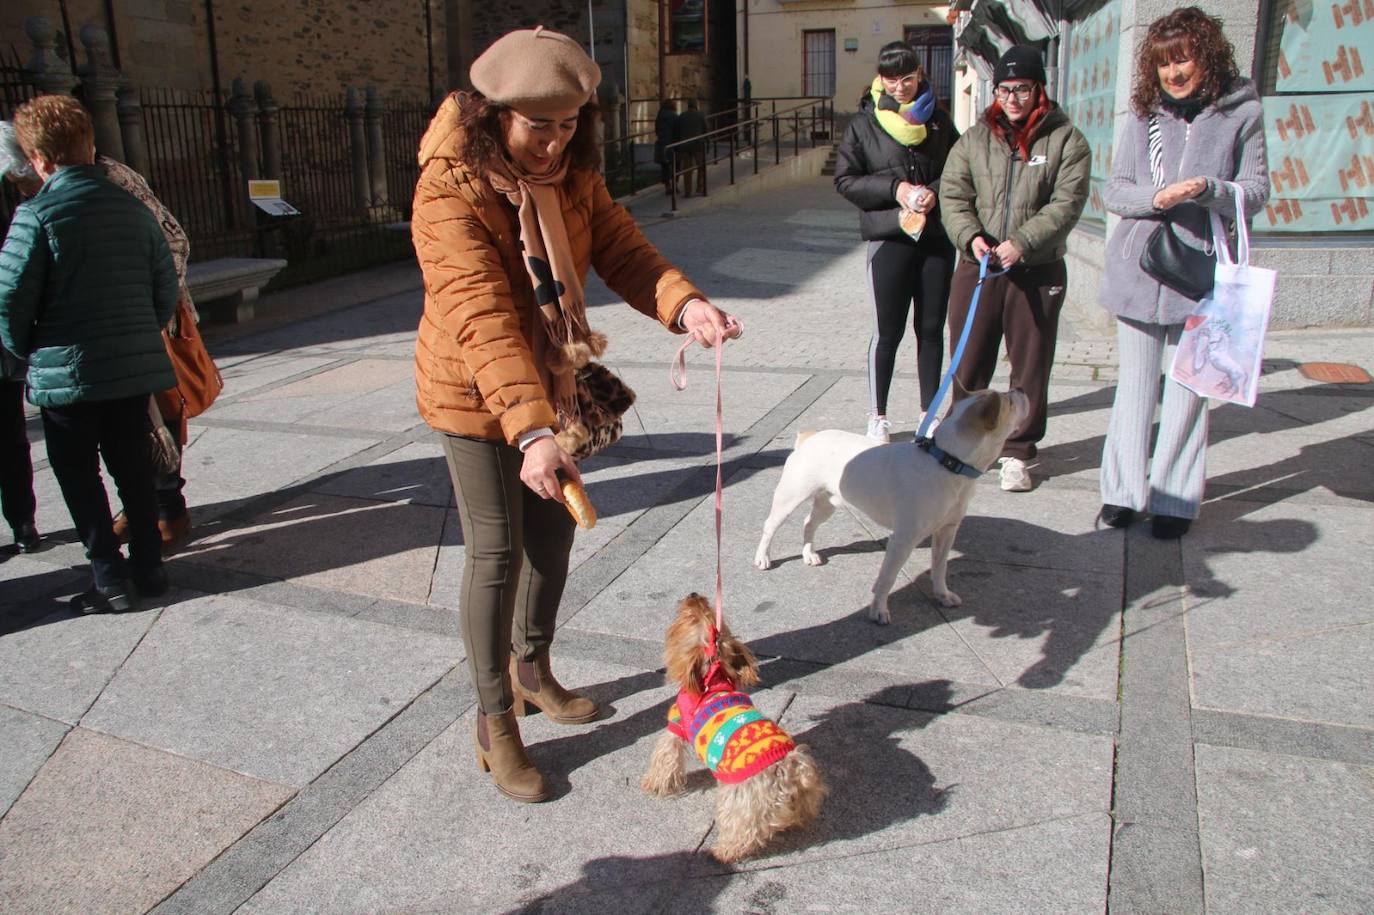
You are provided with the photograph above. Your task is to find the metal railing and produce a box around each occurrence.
[605,97,834,212]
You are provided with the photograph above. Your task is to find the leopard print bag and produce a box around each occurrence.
[561,361,636,460]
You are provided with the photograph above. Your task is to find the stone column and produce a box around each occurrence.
[599,80,624,173]
[116,85,149,177]
[227,78,260,181]
[254,81,281,180]
[364,85,389,209]
[345,87,371,213]
[22,17,78,96]
[77,25,125,162]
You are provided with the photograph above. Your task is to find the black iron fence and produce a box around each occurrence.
[605,97,835,211]
[1,49,433,290]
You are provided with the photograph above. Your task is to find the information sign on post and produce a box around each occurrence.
[248,179,300,216]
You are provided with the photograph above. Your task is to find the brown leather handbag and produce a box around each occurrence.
[155,296,223,444]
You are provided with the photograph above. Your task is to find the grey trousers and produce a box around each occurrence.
[1100,317,1209,519]
[441,433,576,714]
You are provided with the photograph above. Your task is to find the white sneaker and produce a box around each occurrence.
[866,414,892,443]
[999,457,1032,492]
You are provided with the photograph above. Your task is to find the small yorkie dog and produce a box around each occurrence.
[641,593,827,862]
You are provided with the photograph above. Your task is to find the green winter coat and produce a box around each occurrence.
[938,105,1091,267]
[0,164,177,407]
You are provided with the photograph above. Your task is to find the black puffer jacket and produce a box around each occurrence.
[834,92,959,242]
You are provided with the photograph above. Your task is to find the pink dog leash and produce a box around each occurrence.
[670,324,735,643]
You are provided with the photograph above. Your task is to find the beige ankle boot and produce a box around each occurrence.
[474,710,549,803]
[510,653,599,724]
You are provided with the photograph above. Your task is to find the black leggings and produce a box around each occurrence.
[866,237,954,415]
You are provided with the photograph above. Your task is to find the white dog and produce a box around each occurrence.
[753,389,1030,624]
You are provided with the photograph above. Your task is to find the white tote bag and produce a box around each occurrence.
[1169,182,1276,407]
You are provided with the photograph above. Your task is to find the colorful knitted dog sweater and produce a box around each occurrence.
[666,663,796,784]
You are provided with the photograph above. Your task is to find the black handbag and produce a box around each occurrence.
[1141,218,1215,301]
[1139,114,1216,301]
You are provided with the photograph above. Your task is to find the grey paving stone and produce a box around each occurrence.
[311,439,453,507]
[152,668,473,915]
[236,656,1110,914]
[705,813,1110,915]
[177,492,448,603]
[0,606,159,723]
[81,594,459,787]
[1186,501,1374,647]
[0,727,291,915]
[0,552,86,610]
[1191,624,1374,729]
[1196,745,1374,914]
[175,426,384,524]
[0,704,68,816]
[211,353,343,400]
[236,655,716,914]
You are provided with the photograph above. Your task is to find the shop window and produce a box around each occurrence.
[803,30,836,98]
[1059,3,1119,226]
[903,26,954,107]
[669,0,707,55]
[1256,0,1373,234]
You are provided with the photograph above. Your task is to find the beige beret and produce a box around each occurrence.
[470,27,601,117]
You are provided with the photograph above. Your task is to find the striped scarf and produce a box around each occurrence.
[870,77,935,147]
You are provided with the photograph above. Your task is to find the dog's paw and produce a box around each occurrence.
[934,589,962,608]
[867,601,892,625]
[753,553,771,571]
[802,546,823,566]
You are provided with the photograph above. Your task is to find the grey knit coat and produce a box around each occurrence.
[1099,78,1269,325]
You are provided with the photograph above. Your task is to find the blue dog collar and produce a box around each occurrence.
[916,436,984,479]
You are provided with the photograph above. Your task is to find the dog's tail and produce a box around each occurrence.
[794,430,817,449]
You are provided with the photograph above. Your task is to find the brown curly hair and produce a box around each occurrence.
[1130,7,1239,119]
[454,90,602,175]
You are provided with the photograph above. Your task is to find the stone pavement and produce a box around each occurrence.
[2,179,1372,915]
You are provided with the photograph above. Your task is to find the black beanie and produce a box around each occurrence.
[994,45,1046,86]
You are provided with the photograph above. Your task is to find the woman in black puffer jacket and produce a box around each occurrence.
[834,40,958,442]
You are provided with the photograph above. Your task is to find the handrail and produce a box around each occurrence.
[602,97,833,211]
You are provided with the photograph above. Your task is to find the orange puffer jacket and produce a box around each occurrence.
[412,95,704,445]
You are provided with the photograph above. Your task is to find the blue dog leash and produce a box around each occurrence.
[913,252,1008,478]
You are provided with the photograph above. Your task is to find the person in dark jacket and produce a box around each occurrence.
[0,124,40,555]
[1096,8,1268,539]
[834,41,959,442]
[676,98,708,197]
[653,99,679,194]
[0,95,178,612]
[939,44,1091,492]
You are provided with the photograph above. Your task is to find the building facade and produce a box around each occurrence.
[736,0,957,114]
[953,0,1374,329]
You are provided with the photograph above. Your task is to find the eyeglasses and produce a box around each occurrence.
[994,84,1036,101]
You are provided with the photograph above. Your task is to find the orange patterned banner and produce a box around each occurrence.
[1262,93,1374,231]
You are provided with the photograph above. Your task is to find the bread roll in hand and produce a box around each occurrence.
[561,478,597,529]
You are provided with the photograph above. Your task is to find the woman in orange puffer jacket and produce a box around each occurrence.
[412,27,741,804]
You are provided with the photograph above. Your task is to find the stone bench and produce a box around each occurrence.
[186,257,288,324]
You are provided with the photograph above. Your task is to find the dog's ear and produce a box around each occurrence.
[663,594,711,693]
[718,625,760,687]
[953,375,970,397]
[976,391,1002,431]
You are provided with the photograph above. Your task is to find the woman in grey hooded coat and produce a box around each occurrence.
[1097,7,1269,539]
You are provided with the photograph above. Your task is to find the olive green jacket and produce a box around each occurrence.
[938,105,1092,266]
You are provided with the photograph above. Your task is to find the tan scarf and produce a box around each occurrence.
[486,155,606,438]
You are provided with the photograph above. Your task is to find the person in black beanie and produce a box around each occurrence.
[938,44,1090,492]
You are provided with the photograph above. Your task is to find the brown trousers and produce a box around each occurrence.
[946,258,1067,460]
[441,433,576,714]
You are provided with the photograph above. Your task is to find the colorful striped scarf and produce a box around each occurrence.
[870,76,935,147]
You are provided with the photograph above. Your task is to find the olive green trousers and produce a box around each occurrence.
[440,434,576,714]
